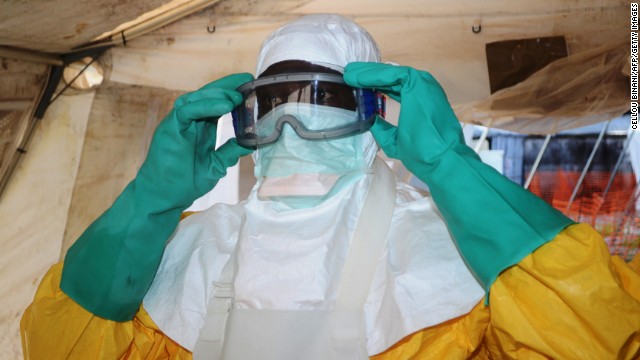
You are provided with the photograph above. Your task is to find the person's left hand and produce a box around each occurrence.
[344,62,573,294]
[343,62,467,174]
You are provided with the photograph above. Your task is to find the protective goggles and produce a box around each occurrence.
[231,73,385,148]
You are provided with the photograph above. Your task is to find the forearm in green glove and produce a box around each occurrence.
[61,73,254,321]
[344,62,573,295]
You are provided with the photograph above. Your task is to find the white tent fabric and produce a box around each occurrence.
[109,5,627,103]
[0,93,93,357]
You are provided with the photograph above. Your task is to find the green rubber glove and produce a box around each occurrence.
[61,73,254,321]
[344,62,573,295]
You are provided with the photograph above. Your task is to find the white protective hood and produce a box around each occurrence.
[255,13,381,75]
[253,14,382,198]
[143,173,484,354]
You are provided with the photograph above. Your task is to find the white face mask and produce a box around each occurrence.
[253,104,377,200]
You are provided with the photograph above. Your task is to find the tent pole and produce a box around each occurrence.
[474,120,493,153]
[524,134,552,190]
[612,180,640,260]
[566,120,611,212]
[0,46,63,65]
[602,131,635,202]
[122,0,220,40]
[66,0,223,53]
[0,65,51,202]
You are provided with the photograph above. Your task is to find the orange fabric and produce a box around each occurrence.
[22,223,640,359]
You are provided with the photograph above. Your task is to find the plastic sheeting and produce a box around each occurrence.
[455,41,630,135]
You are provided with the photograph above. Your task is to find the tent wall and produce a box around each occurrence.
[0,0,178,52]
[110,3,627,103]
[60,82,180,255]
[0,92,93,358]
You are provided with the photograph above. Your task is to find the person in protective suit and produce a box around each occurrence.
[21,13,640,360]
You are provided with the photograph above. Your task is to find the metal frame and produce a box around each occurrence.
[524,134,552,190]
[602,131,635,202]
[473,120,493,153]
[565,120,611,212]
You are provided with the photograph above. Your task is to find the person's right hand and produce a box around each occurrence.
[137,72,254,209]
[61,73,255,321]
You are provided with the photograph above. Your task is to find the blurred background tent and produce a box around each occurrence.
[0,0,632,357]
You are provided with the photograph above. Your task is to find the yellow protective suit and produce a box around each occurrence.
[21,223,640,359]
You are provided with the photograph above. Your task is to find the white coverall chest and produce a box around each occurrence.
[193,159,396,359]
[143,157,484,356]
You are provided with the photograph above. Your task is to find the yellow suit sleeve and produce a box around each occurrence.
[373,223,640,360]
[20,262,192,360]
